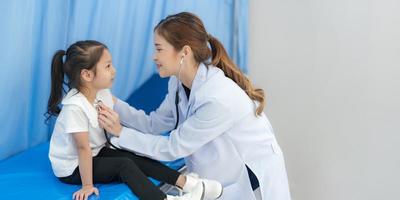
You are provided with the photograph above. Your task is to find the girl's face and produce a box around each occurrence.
[92,49,116,89]
[153,31,182,78]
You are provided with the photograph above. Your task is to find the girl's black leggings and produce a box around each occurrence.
[59,147,181,200]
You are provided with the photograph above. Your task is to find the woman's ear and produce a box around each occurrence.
[182,45,192,57]
[81,69,94,82]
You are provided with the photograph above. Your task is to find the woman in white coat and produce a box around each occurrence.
[98,12,291,200]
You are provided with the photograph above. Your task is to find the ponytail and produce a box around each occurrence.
[208,34,266,116]
[46,50,66,119]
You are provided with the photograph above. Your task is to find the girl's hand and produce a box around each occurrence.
[98,103,122,136]
[72,185,99,200]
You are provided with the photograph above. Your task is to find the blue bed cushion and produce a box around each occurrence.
[0,142,184,199]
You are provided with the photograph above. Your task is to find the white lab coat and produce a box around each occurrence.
[114,63,291,200]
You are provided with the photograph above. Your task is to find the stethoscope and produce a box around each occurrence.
[173,56,185,130]
[94,100,126,151]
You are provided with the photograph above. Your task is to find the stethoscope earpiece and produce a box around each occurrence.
[179,56,184,65]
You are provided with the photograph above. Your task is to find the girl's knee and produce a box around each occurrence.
[118,157,139,170]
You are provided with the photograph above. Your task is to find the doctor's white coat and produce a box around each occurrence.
[114,63,291,200]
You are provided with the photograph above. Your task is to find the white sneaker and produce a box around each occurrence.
[182,173,223,200]
[167,181,205,200]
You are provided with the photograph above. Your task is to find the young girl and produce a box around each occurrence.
[46,40,222,200]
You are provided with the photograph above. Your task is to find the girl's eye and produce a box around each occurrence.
[157,49,162,52]
[106,64,110,68]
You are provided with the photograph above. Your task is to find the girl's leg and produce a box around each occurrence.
[59,152,167,200]
[100,147,181,186]
[94,156,167,200]
[98,148,223,199]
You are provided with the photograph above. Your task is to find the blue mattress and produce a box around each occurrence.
[0,142,184,199]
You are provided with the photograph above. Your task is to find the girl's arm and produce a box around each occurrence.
[71,132,99,200]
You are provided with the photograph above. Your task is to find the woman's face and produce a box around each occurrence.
[153,31,181,78]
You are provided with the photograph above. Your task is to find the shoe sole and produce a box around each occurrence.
[215,184,223,199]
[201,181,206,200]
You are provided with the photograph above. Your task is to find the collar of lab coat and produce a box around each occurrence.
[186,62,208,107]
[61,88,108,128]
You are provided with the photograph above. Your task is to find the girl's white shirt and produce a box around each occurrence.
[48,88,113,177]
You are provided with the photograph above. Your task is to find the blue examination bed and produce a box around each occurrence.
[0,142,184,199]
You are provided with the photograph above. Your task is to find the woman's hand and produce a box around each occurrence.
[98,103,122,136]
[73,185,99,200]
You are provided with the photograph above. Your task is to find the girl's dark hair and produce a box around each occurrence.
[46,40,107,119]
[154,12,265,116]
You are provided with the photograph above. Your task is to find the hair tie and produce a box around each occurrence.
[207,33,212,41]
[61,50,67,63]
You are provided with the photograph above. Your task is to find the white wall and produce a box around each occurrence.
[248,1,400,200]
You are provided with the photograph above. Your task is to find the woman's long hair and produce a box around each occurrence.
[155,12,265,116]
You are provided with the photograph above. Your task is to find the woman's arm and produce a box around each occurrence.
[71,132,99,200]
[110,94,176,134]
[111,78,179,134]
[102,98,233,161]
